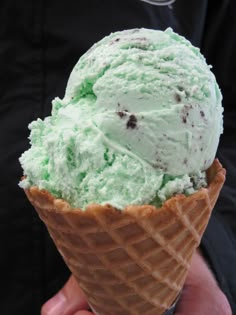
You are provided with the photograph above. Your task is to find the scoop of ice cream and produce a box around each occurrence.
[19,28,223,209]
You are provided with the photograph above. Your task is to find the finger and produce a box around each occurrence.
[74,311,94,315]
[174,251,232,315]
[41,275,89,315]
[174,285,213,315]
[184,249,217,287]
[175,286,231,315]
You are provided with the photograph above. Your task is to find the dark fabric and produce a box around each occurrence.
[199,1,236,312]
[0,0,235,314]
[201,214,236,314]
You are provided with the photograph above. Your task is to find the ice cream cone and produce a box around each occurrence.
[24,159,225,315]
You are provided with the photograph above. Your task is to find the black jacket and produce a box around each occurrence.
[1,0,235,314]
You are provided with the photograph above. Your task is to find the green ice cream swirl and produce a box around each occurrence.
[19,28,223,209]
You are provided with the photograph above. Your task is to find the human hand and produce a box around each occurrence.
[41,250,232,315]
[174,249,232,315]
[41,276,93,315]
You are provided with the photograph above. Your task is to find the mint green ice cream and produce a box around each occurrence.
[19,28,223,209]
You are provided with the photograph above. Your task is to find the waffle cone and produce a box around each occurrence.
[25,159,225,315]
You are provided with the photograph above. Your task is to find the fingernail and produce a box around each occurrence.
[41,291,67,315]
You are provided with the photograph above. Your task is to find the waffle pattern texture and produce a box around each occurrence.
[25,159,225,315]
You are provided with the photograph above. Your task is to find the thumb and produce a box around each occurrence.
[174,250,232,315]
[41,275,89,315]
[174,283,231,315]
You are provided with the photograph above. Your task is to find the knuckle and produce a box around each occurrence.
[219,293,232,315]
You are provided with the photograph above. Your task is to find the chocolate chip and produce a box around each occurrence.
[117,111,127,118]
[200,110,205,117]
[182,116,187,123]
[177,86,184,92]
[175,94,181,103]
[190,176,194,184]
[183,158,188,165]
[181,104,193,123]
[127,114,137,129]
[110,37,121,45]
